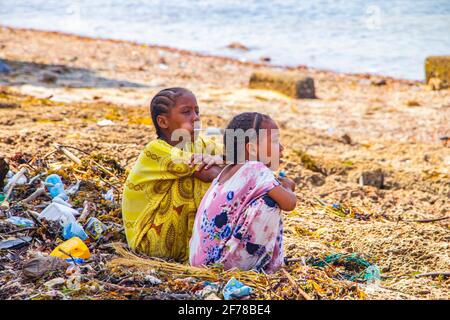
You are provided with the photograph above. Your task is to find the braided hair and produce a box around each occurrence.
[150,87,192,138]
[224,112,272,164]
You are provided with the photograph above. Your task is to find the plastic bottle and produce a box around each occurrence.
[50,237,90,260]
[6,216,35,228]
[45,174,68,201]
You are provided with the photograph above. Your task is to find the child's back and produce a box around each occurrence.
[189,112,297,273]
[189,160,283,272]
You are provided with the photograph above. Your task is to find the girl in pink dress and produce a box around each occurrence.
[189,112,297,273]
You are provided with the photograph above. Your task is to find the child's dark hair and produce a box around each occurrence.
[224,112,272,164]
[150,87,192,138]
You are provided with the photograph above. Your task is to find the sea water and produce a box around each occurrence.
[1,0,449,80]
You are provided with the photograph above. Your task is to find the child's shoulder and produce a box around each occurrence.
[245,160,269,169]
[243,161,273,175]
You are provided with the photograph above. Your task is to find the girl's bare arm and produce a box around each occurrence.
[267,184,297,211]
[193,165,222,182]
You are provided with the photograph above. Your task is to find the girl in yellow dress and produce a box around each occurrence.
[122,88,223,262]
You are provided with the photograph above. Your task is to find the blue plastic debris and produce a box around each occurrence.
[279,171,287,178]
[62,222,88,241]
[6,216,35,228]
[0,236,32,250]
[65,257,86,265]
[223,277,253,300]
[0,60,11,73]
[103,188,114,202]
[45,174,68,201]
[364,265,381,284]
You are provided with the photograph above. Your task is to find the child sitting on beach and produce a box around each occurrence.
[189,112,297,273]
[122,88,223,262]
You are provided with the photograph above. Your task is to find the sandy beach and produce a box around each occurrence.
[0,26,449,300]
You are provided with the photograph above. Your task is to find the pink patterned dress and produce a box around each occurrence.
[189,161,284,273]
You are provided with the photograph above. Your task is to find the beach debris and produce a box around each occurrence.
[358,168,384,188]
[159,63,169,70]
[315,198,371,220]
[439,136,449,147]
[62,221,88,240]
[66,180,80,196]
[77,200,93,223]
[84,217,108,240]
[103,188,114,202]
[21,186,47,203]
[39,72,58,84]
[307,253,378,283]
[3,168,27,194]
[260,56,271,63]
[50,237,91,260]
[45,174,68,201]
[249,70,316,99]
[6,216,34,227]
[371,78,387,86]
[65,258,86,265]
[223,278,253,300]
[52,197,73,208]
[415,272,450,279]
[227,42,249,51]
[22,256,69,280]
[66,274,81,291]
[364,265,381,284]
[39,202,78,225]
[197,281,221,299]
[0,60,11,73]
[340,133,353,145]
[97,119,115,126]
[144,275,162,285]
[44,277,66,289]
[0,236,32,250]
[54,143,82,165]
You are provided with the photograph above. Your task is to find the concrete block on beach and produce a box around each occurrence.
[249,70,316,99]
[425,56,450,90]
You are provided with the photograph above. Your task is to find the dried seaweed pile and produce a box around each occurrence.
[0,147,376,300]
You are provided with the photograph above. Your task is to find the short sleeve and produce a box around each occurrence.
[252,162,281,193]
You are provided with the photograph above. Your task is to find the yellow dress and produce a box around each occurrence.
[122,137,222,262]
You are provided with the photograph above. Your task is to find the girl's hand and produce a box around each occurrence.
[278,176,296,192]
[190,154,223,171]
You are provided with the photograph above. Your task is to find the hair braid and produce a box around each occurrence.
[223,112,271,164]
[150,87,192,138]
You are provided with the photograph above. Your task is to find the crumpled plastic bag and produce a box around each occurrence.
[39,202,77,226]
[63,221,88,241]
[223,277,253,300]
[22,256,69,279]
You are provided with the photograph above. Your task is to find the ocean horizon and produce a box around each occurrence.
[1,0,449,81]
